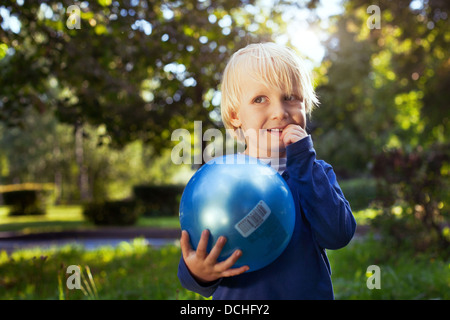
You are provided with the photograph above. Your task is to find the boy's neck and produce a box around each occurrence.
[243,148,287,159]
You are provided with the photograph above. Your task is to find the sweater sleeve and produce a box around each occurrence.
[286,135,356,250]
[177,256,222,298]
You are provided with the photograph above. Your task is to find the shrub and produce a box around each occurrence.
[0,183,53,216]
[133,185,184,217]
[339,178,377,211]
[372,143,450,255]
[83,200,142,226]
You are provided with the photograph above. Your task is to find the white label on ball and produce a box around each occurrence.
[234,200,271,238]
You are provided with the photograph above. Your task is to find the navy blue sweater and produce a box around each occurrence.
[177,136,356,299]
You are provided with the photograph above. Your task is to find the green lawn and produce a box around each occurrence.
[328,235,450,299]
[0,239,201,300]
[0,205,180,233]
[1,234,448,300]
[0,204,378,234]
[0,205,448,300]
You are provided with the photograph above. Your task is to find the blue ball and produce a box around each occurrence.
[179,154,295,272]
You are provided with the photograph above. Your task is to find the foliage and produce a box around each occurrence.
[0,183,54,215]
[83,199,142,226]
[0,110,74,188]
[3,190,45,216]
[0,110,193,202]
[0,0,284,152]
[0,239,202,300]
[339,177,377,211]
[306,0,450,257]
[0,205,181,233]
[133,184,184,216]
[0,234,448,300]
[312,0,449,176]
[1,205,448,300]
[0,0,289,202]
[328,234,450,300]
[372,144,450,255]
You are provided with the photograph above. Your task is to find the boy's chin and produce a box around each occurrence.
[268,146,287,158]
[267,139,286,152]
[260,145,288,158]
[245,137,287,158]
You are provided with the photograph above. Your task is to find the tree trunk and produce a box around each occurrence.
[75,121,90,201]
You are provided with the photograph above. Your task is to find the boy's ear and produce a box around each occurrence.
[229,110,241,128]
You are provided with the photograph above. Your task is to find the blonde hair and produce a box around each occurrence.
[220,42,319,131]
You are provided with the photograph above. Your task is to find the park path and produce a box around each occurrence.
[0,225,370,253]
[0,227,181,253]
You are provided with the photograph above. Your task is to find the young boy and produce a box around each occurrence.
[177,42,356,299]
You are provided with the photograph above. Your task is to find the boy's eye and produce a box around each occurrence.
[253,96,267,103]
[284,95,301,101]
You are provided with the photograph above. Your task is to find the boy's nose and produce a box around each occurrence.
[270,101,288,120]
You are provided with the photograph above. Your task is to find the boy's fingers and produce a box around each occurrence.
[180,230,193,259]
[282,124,304,136]
[196,229,210,259]
[284,133,302,145]
[280,125,295,140]
[282,125,307,145]
[220,265,250,278]
[215,249,243,272]
[205,236,226,264]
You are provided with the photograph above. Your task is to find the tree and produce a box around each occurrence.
[0,0,290,201]
[312,0,449,252]
[0,0,285,154]
[312,0,449,176]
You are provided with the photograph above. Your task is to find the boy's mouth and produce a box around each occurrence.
[266,128,283,137]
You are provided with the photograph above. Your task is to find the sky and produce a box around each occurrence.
[281,0,344,67]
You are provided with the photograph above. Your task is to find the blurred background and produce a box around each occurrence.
[0,0,448,300]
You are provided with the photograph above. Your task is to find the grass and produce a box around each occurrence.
[0,239,201,300]
[1,234,448,300]
[328,235,450,300]
[0,206,91,233]
[1,205,449,300]
[0,205,180,233]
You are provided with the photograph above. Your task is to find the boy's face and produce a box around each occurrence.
[230,73,307,159]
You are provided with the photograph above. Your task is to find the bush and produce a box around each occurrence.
[133,185,184,217]
[83,200,142,226]
[0,183,53,216]
[339,178,377,211]
[372,143,450,255]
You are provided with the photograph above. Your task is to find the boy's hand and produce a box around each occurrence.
[281,124,308,146]
[180,229,249,284]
